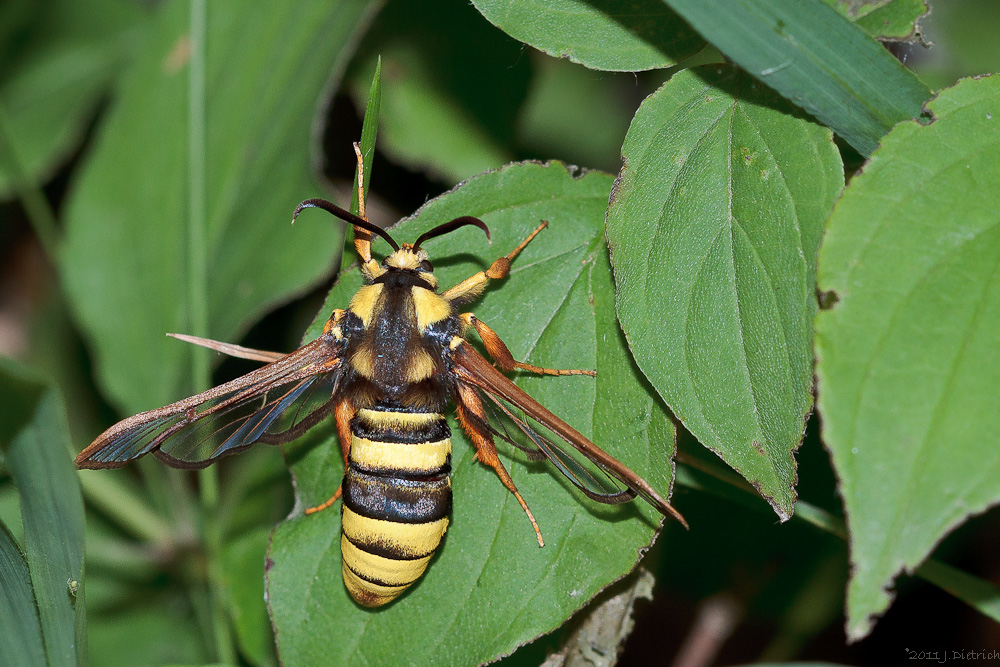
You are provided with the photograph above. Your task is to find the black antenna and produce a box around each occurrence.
[292,198,400,251]
[413,216,490,250]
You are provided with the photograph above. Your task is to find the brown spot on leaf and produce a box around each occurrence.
[164,35,191,74]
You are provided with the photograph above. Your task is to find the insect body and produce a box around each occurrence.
[77,165,686,606]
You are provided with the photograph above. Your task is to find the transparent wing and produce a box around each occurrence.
[481,392,635,504]
[77,337,344,470]
[452,342,687,526]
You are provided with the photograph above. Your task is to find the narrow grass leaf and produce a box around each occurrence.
[659,0,931,155]
[0,523,46,667]
[0,359,85,666]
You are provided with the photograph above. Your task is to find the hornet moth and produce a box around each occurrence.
[77,146,686,607]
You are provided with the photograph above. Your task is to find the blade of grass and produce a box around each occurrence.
[0,360,86,667]
[76,473,173,545]
[917,560,1000,624]
[339,57,382,275]
[0,522,47,667]
[0,104,59,262]
[187,0,232,663]
[658,0,931,155]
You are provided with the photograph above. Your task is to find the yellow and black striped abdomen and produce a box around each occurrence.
[341,405,452,607]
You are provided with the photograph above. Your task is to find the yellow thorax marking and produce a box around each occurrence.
[349,283,384,327]
[412,287,451,333]
[405,348,437,383]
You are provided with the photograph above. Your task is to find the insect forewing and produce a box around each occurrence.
[452,342,687,526]
[77,337,344,469]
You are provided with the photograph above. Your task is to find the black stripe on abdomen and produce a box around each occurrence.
[343,471,451,525]
[340,406,452,607]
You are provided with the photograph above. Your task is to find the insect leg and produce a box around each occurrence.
[455,382,544,547]
[305,398,355,515]
[441,221,548,304]
[458,314,596,377]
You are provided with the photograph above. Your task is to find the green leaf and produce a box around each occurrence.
[0,358,86,667]
[821,0,929,41]
[0,523,46,667]
[471,0,704,72]
[0,0,145,199]
[815,75,1000,641]
[59,0,381,415]
[350,57,381,220]
[659,0,932,156]
[268,161,679,665]
[338,57,382,277]
[607,66,843,519]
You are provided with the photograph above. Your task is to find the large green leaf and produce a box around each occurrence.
[0,358,85,667]
[0,523,46,667]
[607,66,843,519]
[471,0,704,72]
[267,162,680,665]
[815,75,1000,640]
[0,0,145,199]
[59,0,381,415]
[659,0,931,156]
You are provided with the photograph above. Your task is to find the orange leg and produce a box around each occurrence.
[441,221,548,304]
[456,382,544,547]
[305,398,355,515]
[459,314,595,377]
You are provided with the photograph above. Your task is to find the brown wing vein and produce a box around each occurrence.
[451,342,687,527]
[77,337,341,468]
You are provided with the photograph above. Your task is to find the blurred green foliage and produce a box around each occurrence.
[1,0,999,665]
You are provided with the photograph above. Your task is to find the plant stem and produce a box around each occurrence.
[675,457,1000,625]
[77,472,174,545]
[187,1,234,663]
[0,104,60,262]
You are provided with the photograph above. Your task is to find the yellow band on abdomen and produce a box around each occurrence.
[350,436,451,473]
[341,534,432,587]
[342,560,410,608]
[342,506,449,560]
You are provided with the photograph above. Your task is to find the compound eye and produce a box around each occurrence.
[419,259,434,272]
